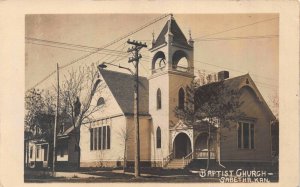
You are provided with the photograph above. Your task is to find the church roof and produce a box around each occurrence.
[152,17,191,49]
[99,69,149,115]
[196,74,275,119]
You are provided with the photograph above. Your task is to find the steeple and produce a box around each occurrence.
[150,15,192,50]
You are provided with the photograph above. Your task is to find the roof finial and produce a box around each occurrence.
[188,28,192,40]
[152,30,155,44]
[167,15,173,35]
[170,13,174,20]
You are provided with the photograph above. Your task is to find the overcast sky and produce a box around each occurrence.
[25,14,278,110]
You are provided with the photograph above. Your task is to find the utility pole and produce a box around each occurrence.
[52,63,59,174]
[127,39,147,178]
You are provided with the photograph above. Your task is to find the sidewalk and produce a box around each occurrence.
[54,171,104,179]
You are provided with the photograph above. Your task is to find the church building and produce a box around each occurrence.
[57,15,275,169]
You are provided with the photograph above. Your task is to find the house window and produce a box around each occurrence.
[97,97,105,107]
[178,88,185,109]
[36,146,40,158]
[157,88,161,109]
[30,146,33,159]
[238,122,255,149]
[90,125,111,151]
[156,127,161,148]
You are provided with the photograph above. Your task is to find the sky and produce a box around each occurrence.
[25,14,279,111]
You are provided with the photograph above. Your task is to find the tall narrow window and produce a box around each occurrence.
[107,126,111,149]
[237,123,242,149]
[250,123,255,149]
[93,128,98,150]
[178,88,185,109]
[157,88,161,109]
[103,126,107,150]
[98,127,102,150]
[243,123,249,149]
[156,127,161,148]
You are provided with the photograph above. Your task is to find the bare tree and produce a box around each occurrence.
[58,64,105,168]
[116,123,133,173]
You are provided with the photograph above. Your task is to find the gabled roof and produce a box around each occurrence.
[197,74,275,120]
[152,17,191,49]
[99,69,149,115]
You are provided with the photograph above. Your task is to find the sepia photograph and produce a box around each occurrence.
[24,13,280,183]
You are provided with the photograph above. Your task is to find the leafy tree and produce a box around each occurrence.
[175,79,243,169]
[25,89,55,167]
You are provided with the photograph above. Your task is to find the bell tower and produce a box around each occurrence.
[150,14,194,75]
[149,14,194,162]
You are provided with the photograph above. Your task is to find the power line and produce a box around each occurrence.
[194,16,279,40]
[194,68,278,90]
[60,14,170,69]
[26,37,129,55]
[26,41,130,58]
[103,42,128,65]
[193,59,277,81]
[29,71,57,90]
[26,40,153,61]
[27,14,170,91]
[196,34,278,41]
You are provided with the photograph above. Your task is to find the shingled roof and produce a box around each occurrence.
[100,69,149,115]
[152,17,191,49]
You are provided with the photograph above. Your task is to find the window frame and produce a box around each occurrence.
[36,145,40,159]
[90,125,111,151]
[237,121,255,150]
[97,97,105,107]
[156,126,161,149]
[30,146,33,159]
[178,87,185,109]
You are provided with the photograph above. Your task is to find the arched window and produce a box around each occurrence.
[156,127,161,148]
[178,88,185,109]
[157,88,161,109]
[97,97,105,107]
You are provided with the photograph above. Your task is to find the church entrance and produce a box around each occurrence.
[173,133,192,159]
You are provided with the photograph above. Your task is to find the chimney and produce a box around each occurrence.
[218,71,229,81]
